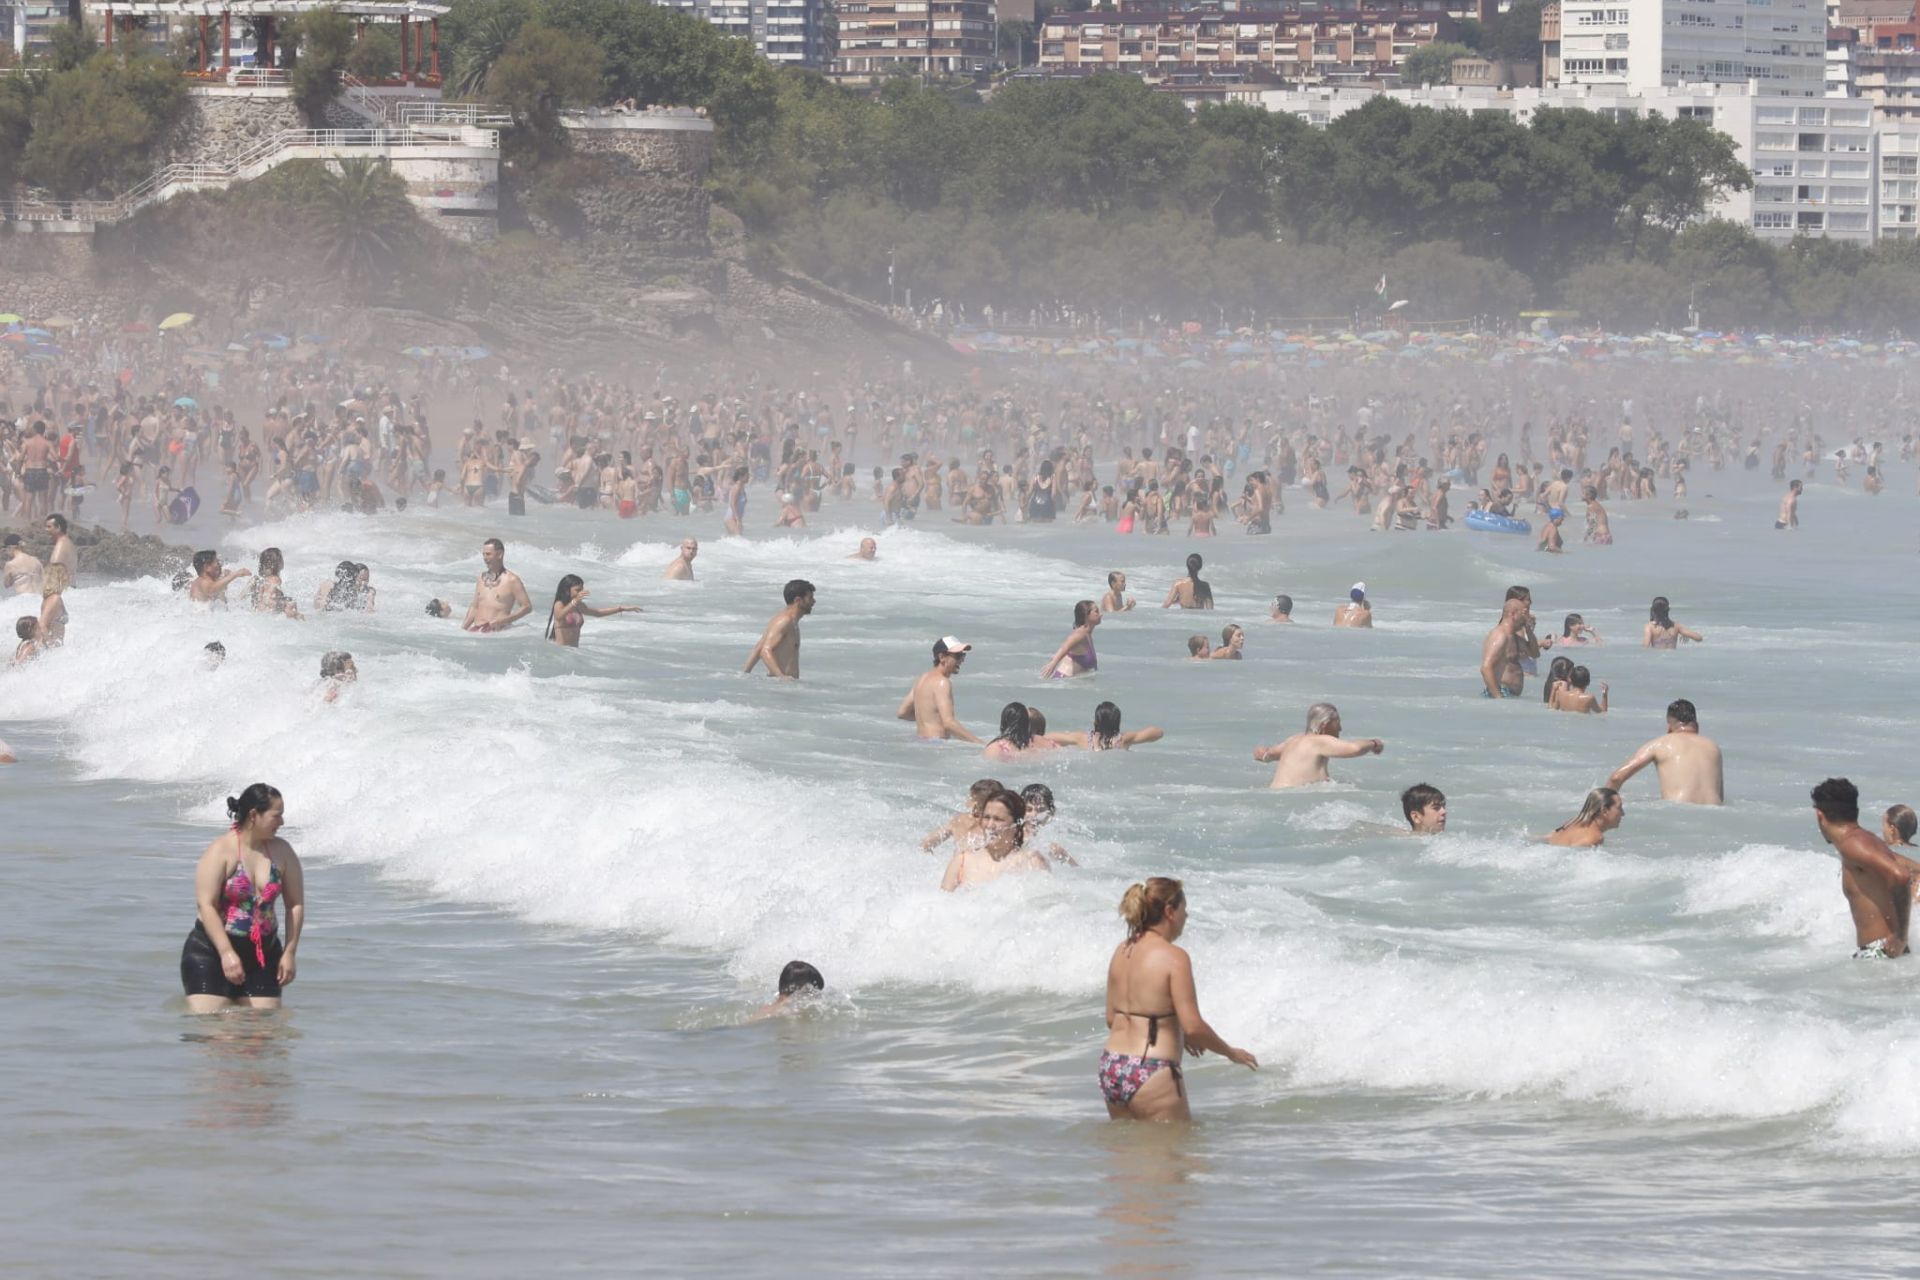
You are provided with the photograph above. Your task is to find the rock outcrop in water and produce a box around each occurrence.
[8,524,194,582]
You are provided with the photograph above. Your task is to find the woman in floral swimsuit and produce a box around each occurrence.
[1099,877,1256,1121]
[179,783,306,1013]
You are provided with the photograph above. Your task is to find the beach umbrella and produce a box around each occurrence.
[41,315,75,329]
[0,313,21,324]
[1224,341,1253,354]
[23,327,51,337]
[948,339,977,355]
[159,312,195,330]
[122,321,151,334]
[1178,358,1207,369]
[174,395,199,409]
[401,346,431,358]
[458,346,490,361]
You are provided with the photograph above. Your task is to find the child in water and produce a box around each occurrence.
[752,961,824,1020]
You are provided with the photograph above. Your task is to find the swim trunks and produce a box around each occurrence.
[180,919,283,999]
[618,499,637,518]
[1482,686,1520,699]
[672,488,691,515]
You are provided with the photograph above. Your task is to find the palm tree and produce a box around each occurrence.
[309,158,417,299]
[449,8,523,99]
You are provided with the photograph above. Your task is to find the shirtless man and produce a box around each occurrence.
[1813,777,1916,958]
[1252,702,1384,788]
[1333,583,1372,628]
[1479,598,1529,698]
[43,515,77,583]
[848,537,878,561]
[1606,698,1724,805]
[1401,783,1447,834]
[895,636,982,742]
[665,537,699,580]
[1269,594,1293,623]
[187,549,250,605]
[743,579,815,679]
[20,422,55,521]
[1,534,43,596]
[463,537,532,633]
[1776,479,1802,530]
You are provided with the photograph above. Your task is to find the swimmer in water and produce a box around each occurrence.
[922,777,1003,852]
[180,783,305,1013]
[426,599,454,618]
[0,734,14,763]
[895,636,982,742]
[1161,553,1214,610]
[743,579,815,678]
[1039,600,1100,679]
[984,702,1046,760]
[1813,777,1916,958]
[464,538,532,633]
[1545,787,1623,847]
[848,537,878,561]
[1253,702,1384,788]
[1643,596,1703,648]
[665,538,699,581]
[1550,665,1608,714]
[319,651,357,702]
[939,788,1049,890]
[1187,634,1211,659]
[1401,783,1447,834]
[1210,623,1245,659]
[546,574,642,648]
[1269,594,1293,623]
[12,616,40,664]
[1101,571,1135,613]
[1562,613,1601,645]
[1537,506,1566,553]
[203,641,226,669]
[1607,698,1723,805]
[1777,479,1802,530]
[750,961,825,1020]
[1885,804,1917,849]
[1050,701,1164,751]
[1333,583,1372,628]
[1020,783,1078,866]
[1100,877,1256,1122]
[1479,598,1530,698]
[187,550,250,607]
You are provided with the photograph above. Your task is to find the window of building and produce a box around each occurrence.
[1798,108,1825,125]
[1796,210,1824,228]
[1754,210,1794,228]
[1755,183,1793,202]
[1830,158,1868,177]
[1883,178,1918,199]
[1830,210,1868,229]
[1796,184,1823,202]
[1678,106,1713,120]
[1886,155,1920,176]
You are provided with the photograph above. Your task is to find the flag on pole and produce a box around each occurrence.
[1375,274,1387,297]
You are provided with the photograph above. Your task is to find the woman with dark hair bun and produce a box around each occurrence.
[179,783,305,1013]
[1100,877,1255,1122]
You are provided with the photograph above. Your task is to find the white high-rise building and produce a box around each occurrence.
[1556,0,1824,97]
[660,0,832,69]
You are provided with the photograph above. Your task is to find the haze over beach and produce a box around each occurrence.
[4,0,1920,1275]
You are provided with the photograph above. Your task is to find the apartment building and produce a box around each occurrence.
[1551,0,1824,96]
[658,0,833,69]
[1241,80,1919,239]
[834,0,996,81]
[1036,5,1456,83]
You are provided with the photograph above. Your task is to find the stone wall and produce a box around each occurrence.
[166,89,305,168]
[523,118,714,266]
[0,235,136,323]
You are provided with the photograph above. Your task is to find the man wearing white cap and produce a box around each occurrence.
[895,636,982,742]
[1333,583,1372,628]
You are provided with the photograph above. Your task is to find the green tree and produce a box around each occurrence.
[345,27,401,82]
[23,52,188,197]
[1400,41,1473,87]
[442,0,534,99]
[1562,258,1679,330]
[1485,0,1544,67]
[286,7,354,124]
[486,24,603,150]
[308,156,418,298]
[44,21,97,72]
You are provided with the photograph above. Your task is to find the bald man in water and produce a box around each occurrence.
[665,537,698,581]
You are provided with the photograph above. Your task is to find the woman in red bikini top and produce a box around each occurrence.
[1099,877,1257,1122]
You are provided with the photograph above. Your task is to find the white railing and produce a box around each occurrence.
[397,101,514,128]
[339,73,395,124]
[0,126,498,227]
[226,67,289,87]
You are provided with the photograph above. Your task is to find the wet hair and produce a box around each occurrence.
[783,578,815,606]
[1563,613,1583,636]
[1024,705,1048,735]
[1185,553,1212,607]
[991,701,1034,750]
[1107,570,1125,589]
[1887,804,1917,844]
[1560,787,1620,831]
[1666,698,1697,727]
[1544,655,1574,704]
[204,641,225,657]
[1570,665,1592,691]
[483,537,505,556]
[1073,599,1096,627]
[1649,596,1674,627]
[1812,778,1860,824]
[981,788,1027,847]
[968,778,1003,813]
[1306,702,1339,733]
[226,783,282,829]
[1273,594,1292,615]
[192,549,219,575]
[1119,876,1186,940]
[546,574,585,639]
[1092,700,1123,748]
[45,513,66,533]
[326,560,359,609]
[320,651,354,679]
[1020,783,1055,822]
[1221,623,1241,645]
[15,616,35,640]
[426,599,450,617]
[257,547,284,577]
[1187,634,1208,656]
[1401,783,1445,824]
[1505,585,1531,603]
[778,960,825,997]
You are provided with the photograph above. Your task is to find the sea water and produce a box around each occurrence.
[3,466,1918,1277]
